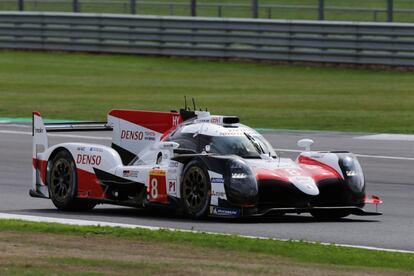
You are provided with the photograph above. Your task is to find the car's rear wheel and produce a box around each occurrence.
[180,160,211,219]
[48,150,96,211]
[310,210,350,220]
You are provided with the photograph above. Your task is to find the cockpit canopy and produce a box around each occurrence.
[166,122,277,159]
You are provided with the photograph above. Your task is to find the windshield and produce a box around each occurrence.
[208,136,260,158]
[206,134,276,159]
[251,133,277,158]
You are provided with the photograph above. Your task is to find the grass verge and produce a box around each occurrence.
[1,51,414,133]
[0,219,413,275]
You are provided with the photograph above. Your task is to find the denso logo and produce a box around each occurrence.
[121,130,144,140]
[76,154,102,166]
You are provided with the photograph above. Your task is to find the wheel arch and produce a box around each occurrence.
[179,158,212,218]
[46,146,75,187]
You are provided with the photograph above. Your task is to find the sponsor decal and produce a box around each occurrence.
[169,161,179,168]
[162,143,176,149]
[210,117,221,124]
[144,131,156,141]
[121,130,144,140]
[123,170,139,178]
[198,119,210,123]
[76,154,102,166]
[219,128,245,136]
[121,130,157,141]
[172,116,180,126]
[212,191,226,197]
[211,178,224,184]
[89,147,103,153]
[77,146,86,151]
[35,128,44,133]
[210,207,240,217]
[168,180,176,194]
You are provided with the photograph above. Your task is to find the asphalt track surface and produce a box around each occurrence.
[1,123,414,251]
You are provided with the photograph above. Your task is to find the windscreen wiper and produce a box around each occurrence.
[244,132,265,155]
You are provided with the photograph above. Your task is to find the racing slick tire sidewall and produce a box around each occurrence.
[48,149,96,211]
[180,159,211,219]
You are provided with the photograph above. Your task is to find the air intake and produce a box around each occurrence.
[223,117,240,124]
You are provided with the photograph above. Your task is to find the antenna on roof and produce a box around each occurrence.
[184,96,188,110]
[192,98,196,111]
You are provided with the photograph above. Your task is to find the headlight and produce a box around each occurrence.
[225,159,258,205]
[339,154,365,193]
[229,159,250,180]
[232,173,248,179]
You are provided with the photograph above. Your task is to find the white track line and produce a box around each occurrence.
[0,213,413,254]
[276,148,414,162]
[0,123,28,128]
[0,130,112,141]
[1,130,413,161]
[355,134,414,141]
[354,154,414,161]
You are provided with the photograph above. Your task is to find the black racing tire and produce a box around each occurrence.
[180,160,211,219]
[48,150,96,211]
[310,210,350,220]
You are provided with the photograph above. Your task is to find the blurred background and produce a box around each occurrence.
[1,0,414,23]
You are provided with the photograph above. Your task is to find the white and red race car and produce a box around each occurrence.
[31,108,382,219]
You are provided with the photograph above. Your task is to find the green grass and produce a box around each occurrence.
[1,51,414,133]
[0,219,413,272]
[1,0,414,22]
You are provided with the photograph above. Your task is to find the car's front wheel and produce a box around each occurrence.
[48,149,96,211]
[180,160,211,219]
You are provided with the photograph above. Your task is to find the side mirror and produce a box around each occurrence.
[297,139,314,151]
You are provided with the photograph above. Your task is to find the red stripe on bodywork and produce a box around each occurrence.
[253,158,341,183]
[254,168,290,182]
[297,155,342,181]
[33,158,48,184]
[76,168,106,199]
[109,109,182,134]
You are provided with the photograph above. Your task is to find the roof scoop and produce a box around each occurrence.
[223,116,239,124]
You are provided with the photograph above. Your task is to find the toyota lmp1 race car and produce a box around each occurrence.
[30,107,382,219]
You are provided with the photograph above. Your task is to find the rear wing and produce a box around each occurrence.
[33,118,112,135]
[32,111,112,159]
[39,121,112,132]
